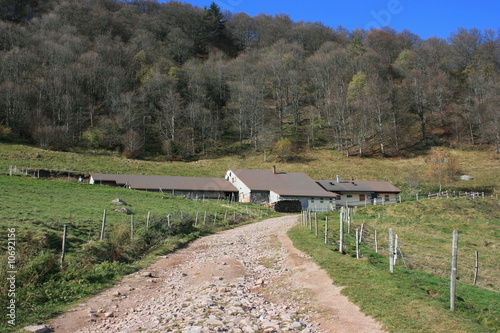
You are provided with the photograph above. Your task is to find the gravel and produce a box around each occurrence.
[72,216,324,333]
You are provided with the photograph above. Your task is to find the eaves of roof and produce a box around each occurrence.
[90,173,237,192]
[229,169,337,198]
[316,180,401,193]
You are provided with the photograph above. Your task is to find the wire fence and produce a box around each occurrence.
[301,208,499,293]
[399,191,499,203]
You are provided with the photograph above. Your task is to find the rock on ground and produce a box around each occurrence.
[49,215,386,333]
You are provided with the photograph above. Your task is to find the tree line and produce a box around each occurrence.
[0,0,499,158]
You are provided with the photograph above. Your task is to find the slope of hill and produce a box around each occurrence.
[289,198,500,332]
[1,143,498,194]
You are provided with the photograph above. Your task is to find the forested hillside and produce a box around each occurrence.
[1,0,499,158]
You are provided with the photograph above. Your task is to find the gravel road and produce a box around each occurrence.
[50,215,385,333]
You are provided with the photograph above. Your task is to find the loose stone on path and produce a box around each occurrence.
[50,215,386,333]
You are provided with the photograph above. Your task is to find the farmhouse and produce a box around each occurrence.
[89,170,400,210]
[225,168,338,211]
[89,173,238,201]
[316,176,401,207]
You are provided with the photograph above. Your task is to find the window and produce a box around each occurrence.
[347,195,353,198]
[359,194,365,201]
[385,195,390,201]
[231,177,235,183]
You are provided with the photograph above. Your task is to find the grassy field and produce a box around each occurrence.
[1,142,498,194]
[356,199,500,290]
[0,175,273,331]
[0,142,498,332]
[289,199,500,332]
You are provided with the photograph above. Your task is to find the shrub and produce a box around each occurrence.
[0,125,12,140]
[273,138,296,162]
[82,127,105,149]
[80,240,114,264]
[122,129,144,159]
[271,199,302,212]
[31,125,71,150]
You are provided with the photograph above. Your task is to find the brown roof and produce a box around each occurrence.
[90,173,237,192]
[229,169,337,198]
[316,180,401,193]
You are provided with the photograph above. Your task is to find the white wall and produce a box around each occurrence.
[271,192,335,211]
[225,171,252,203]
[335,193,398,206]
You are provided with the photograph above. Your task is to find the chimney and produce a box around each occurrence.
[336,175,341,183]
[272,165,277,174]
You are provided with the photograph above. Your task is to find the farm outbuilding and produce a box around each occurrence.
[89,173,238,201]
[89,171,399,210]
[316,176,401,207]
[225,168,338,211]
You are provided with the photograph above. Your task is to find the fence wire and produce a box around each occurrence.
[301,210,499,292]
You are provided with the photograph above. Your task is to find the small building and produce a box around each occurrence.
[316,176,401,207]
[226,168,337,211]
[90,173,238,201]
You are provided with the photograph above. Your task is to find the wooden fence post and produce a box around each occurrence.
[100,209,106,240]
[374,230,378,253]
[315,213,318,237]
[393,234,399,265]
[339,206,344,229]
[389,228,394,273]
[339,213,344,254]
[324,216,328,245]
[473,251,479,285]
[61,225,67,269]
[359,223,364,243]
[347,208,351,234]
[213,212,217,225]
[195,212,199,226]
[203,211,207,225]
[355,228,360,259]
[450,229,459,311]
[146,211,151,230]
[131,214,134,241]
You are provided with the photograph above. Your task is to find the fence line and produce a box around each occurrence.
[301,209,499,293]
[398,191,498,203]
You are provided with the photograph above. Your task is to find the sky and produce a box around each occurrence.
[164,0,500,40]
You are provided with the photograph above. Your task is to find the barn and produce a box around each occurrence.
[225,168,338,211]
[89,173,238,201]
[316,176,401,207]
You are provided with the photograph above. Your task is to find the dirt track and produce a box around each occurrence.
[49,215,386,332]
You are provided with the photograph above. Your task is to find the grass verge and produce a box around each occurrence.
[0,175,277,331]
[288,200,500,332]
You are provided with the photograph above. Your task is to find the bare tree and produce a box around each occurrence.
[122,129,144,159]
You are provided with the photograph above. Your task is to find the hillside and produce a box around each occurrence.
[1,143,498,194]
[0,174,272,330]
[0,143,498,331]
[289,198,500,332]
[1,0,499,157]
